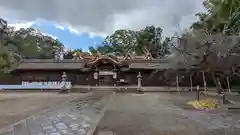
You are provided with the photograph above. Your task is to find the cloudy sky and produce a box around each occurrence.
[0,0,205,51]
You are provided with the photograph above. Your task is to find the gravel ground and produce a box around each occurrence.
[0,92,83,129]
[95,92,240,135]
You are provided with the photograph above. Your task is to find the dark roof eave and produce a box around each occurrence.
[14,68,83,71]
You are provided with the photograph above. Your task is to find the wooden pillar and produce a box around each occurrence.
[217,77,222,94]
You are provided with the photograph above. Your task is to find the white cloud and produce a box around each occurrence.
[0,0,206,36]
[88,32,107,39]
[67,26,81,35]
[8,21,59,40]
[55,24,65,30]
[41,32,58,40]
[8,21,34,30]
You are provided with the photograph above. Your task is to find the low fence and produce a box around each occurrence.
[0,83,72,90]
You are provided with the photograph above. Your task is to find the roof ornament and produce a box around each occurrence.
[124,52,133,60]
[143,48,153,60]
[93,51,101,60]
[107,53,119,61]
[95,51,101,58]
[72,51,83,60]
[123,49,135,60]
[88,51,102,64]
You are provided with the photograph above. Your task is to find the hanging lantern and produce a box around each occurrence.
[94,72,98,79]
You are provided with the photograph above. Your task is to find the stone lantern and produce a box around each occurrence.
[59,72,68,93]
[137,72,143,93]
[61,72,67,82]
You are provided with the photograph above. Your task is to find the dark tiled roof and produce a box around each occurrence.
[16,59,84,70]
[128,58,171,69]
[130,61,171,69]
[23,59,84,63]
[15,57,174,70]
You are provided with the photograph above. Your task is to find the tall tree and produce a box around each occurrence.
[0,18,66,75]
[191,0,240,34]
[136,26,163,55]
[93,26,169,58]
[0,18,13,74]
[100,29,137,56]
[171,30,240,93]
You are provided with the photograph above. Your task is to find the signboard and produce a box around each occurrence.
[99,71,114,75]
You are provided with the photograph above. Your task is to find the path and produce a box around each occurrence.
[0,93,82,129]
[0,92,112,135]
[95,93,240,135]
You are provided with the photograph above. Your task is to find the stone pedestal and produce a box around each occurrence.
[219,94,229,104]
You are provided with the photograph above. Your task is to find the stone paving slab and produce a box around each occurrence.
[0,92,111,135]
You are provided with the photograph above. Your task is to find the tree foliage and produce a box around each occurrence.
[171,0,240,92]
[0,18,64,75]
[191,0,240,34]
[90,26,170,58]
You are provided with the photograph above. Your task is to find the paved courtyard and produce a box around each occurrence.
[0,93,83,129]
[0,91,240,135]
[0,92,111,135]
[95,93,240,135]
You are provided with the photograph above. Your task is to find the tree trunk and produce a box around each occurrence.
[202,71,207,92]
[176,76,179,92]
[211,73,221,94]
[226,76,231,92]
[196,85,200,100]
[0,30,3,53]
[190,74,193,91]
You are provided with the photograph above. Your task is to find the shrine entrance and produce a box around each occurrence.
[89,56,120,86]
[99,75,113,86]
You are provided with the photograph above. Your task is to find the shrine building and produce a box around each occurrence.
[9,53,197,87]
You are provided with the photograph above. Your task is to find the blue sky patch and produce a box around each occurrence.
[30,21,104,51]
